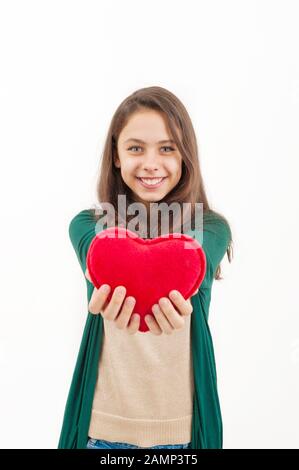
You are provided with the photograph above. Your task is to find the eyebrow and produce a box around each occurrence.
[124,138,176,145]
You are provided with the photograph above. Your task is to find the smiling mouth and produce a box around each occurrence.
[136,176,167,189]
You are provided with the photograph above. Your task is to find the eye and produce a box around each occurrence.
[127,146,175,153]
[161,146,175,152]
[127,146,142,152]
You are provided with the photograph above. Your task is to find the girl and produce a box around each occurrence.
[58,86,233,450]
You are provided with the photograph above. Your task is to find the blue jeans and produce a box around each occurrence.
[86,437,192,449]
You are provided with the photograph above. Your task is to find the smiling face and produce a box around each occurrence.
[115,109,183,208]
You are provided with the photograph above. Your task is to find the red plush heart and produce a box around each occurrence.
[86,226,206,333]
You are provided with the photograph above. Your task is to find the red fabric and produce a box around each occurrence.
[86,226,206,333]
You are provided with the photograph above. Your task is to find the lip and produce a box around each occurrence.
[136,176,167,189]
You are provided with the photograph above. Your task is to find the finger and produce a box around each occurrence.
[151,303,174,335]
[114,296,136,329]
[126,313,140,335]
[168,290,193,316]
[158,297,185,330]
[103,285,127,321]
[88,284,111,315]
[145,314,163,335]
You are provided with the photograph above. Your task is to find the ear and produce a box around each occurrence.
[114,156,121,168]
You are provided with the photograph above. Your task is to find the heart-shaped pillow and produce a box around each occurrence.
[86,226,206,333]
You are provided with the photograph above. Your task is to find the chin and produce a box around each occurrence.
[136,191,166,202]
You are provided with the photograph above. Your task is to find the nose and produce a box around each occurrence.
[142,151,160,172]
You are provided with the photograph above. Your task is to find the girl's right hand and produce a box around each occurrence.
[85,268,140,335]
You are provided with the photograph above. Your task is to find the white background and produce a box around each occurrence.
[0,0,298,449]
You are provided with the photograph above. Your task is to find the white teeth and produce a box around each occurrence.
[140,177,164,185]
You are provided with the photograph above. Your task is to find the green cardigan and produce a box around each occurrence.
[58,209,231,449]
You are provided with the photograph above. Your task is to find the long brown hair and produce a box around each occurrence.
[92,86,233,280]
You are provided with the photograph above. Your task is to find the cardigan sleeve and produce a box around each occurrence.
[200,215,232,289]
[68,209,98,276]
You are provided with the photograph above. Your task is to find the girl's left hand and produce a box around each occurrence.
[145,288,199,336]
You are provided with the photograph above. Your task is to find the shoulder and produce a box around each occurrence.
[203,211,231,247]
[201,210,232,279]
[69,208,97,233]
[68,208,99,246]
[69,208,97,227]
